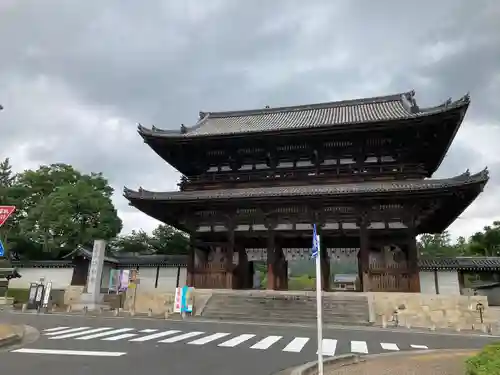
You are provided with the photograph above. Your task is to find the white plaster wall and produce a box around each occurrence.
[137,267,186,292]
[8,268,73,289]
[419,271,437,294]
[437,271,460,295]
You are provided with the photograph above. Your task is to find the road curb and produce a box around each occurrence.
[288,349,480,375]
[0,325,24,349]
[291,354,362,375]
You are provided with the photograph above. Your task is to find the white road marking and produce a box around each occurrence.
[317,339,337,356]
[411,344,428,349]
[350,341,368,354]
[139,329,158,333]
[188,332,230,345]
[158,331,204,343]
[43,327,70,332]
[102,333,137,341]
[282,337,310,352]
[50,327,113,340]
[129,330,180,342]
[76,328,135,340]
[250,336,282,350]
[45,327,90,336]
[11,349,126,357]
[218,334,256,347]
[381,343,400,351]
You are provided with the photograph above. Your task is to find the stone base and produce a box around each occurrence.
[0,297,14,306]
[71,293,107,311]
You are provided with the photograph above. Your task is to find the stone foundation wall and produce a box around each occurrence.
[124,289,175,314]
[64,286,85,306]
[369,292,494,330]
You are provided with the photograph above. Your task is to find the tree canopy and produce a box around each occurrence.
[418,224,500,258]
[0,158,188,260]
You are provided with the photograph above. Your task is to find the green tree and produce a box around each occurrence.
[150,224,189,254]
[0,158,24,256]
[468,221,500,256]
[417,231,461,258]
[16,164,122,255]
[110,230,152,254]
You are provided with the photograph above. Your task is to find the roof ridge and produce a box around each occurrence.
[204,91,414,119]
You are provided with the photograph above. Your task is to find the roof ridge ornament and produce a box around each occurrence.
[180,124,187,134]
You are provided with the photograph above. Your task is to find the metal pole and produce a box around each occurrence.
[316,234,324,375]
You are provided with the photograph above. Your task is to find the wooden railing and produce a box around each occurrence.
[178,163,426,190]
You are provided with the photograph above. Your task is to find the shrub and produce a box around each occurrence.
[466,342,500,375]
[6,288,30,304]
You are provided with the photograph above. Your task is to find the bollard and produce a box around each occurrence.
[130,309,135,317]
[430,324,436,331]
[148,308,153,317]
[164,311,169,320]
[381,315,387,328]
[113,308,119,317]
[83,306,88,315]
[21,303,27,312]
[66,305,72,313]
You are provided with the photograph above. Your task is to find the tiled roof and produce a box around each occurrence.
[63,247,187,267]
[124,169,488,202]
[138,91,470,138]
[419,257,500,271]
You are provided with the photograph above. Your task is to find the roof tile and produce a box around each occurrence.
[138,92,470,138]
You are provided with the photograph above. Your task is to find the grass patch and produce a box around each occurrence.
[466,342,500,375]
[6,288,30,303]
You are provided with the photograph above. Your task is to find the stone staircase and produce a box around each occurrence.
[201,291,371,326]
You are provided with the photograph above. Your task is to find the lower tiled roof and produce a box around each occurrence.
[124,169,488,202]
[419,257,500,271]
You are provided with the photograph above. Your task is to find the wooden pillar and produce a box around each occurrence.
[407,230,420,293]
[266,228,276,290]
[187,234,196,287]
[226,226,235,289]
[359,218,370,292]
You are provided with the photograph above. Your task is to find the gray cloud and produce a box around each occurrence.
[0,0,499,237]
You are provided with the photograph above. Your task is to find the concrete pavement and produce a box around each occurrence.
[0,312,497,375]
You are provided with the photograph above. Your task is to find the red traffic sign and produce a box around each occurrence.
[0,206,15,227]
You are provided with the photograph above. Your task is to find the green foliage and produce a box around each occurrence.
[0,160,122,258]
[466,342,500,375]
[110,224,189,255]
[288,275,315,290]
[418,226,500,259]
[6,288,30,304]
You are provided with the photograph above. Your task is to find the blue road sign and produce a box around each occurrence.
[0,239,4,257]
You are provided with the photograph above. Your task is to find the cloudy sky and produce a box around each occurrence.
[1,0,499,240]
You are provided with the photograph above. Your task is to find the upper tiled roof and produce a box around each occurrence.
[138,91,470,138]
[419,257,500,271]
[124,168,488,202]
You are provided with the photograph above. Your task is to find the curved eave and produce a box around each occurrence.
[137,94,470,141]
[123,168,488,204]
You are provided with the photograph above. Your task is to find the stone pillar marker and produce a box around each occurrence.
[76,239,106,311]
[87,239,106,299]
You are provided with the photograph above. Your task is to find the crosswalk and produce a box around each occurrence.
[41,326,430,356]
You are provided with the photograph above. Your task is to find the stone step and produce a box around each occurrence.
[203,306,368,316]
[201,313,372,325]
[202,311,368,321]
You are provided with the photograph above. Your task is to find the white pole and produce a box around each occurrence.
[315,233,324,375]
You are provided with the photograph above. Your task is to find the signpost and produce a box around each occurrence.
[0,206,15,227]
[0,240,4,257]
[312,224,324,375]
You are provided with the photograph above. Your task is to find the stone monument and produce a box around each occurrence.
[76,239,107,311]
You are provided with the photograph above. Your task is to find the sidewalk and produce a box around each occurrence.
[0,323,23,348]
[326,350,478,375]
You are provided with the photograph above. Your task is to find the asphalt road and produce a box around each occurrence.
[0,312,498,375]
